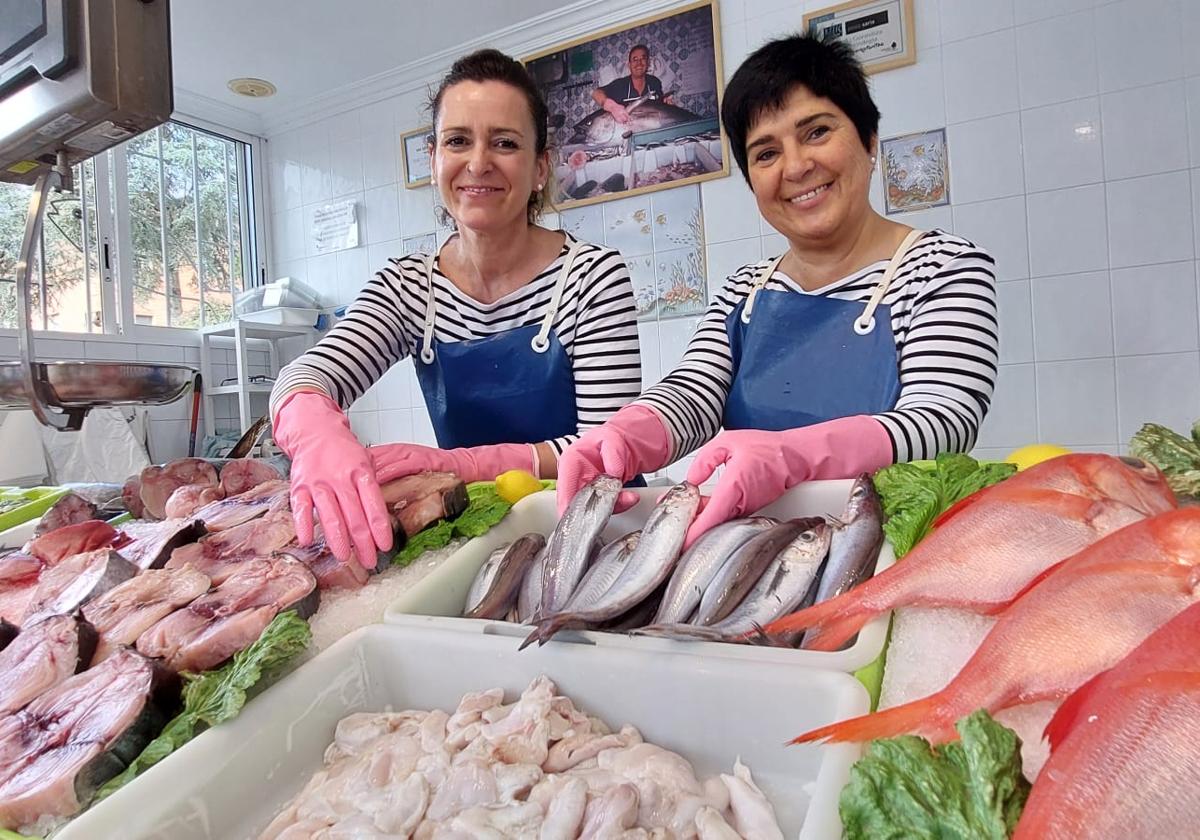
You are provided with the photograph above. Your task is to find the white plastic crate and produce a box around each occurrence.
[385,480,895,673]
[60,623,867,840]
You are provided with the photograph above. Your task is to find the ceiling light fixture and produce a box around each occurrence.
[227,77,277,98]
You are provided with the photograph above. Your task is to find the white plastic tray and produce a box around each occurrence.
[61,623,867,840]
[384,480,895,673]
[0,516,39,549]
[237,306,318,327]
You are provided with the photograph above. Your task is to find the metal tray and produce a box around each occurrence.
[0,361,195,409]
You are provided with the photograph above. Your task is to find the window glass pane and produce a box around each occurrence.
[0,162,100,333]
[0,182,28,329]
[40,162,92,332]
[161,123,201,328]
[128,131,169,327]
[196,134,239,325]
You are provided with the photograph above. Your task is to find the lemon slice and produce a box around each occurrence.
[1005,443,1070,471]
[495,469,544,504]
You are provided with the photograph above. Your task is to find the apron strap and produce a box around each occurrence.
[531,239,584,354]
[420,239,585,361]
[853,228,926,336]
[740,253,787,325]
[419,252,437,364]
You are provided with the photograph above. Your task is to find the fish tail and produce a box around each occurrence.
[517,626,544,651]
[519,612,584,649]
[756,596,872,650]
[789,694,951,745]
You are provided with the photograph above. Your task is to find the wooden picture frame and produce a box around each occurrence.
[803,0,917,75]
[522,0,729,211]
[400,125,432,189]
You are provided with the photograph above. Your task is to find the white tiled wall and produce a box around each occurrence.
[264,0,1200,463]
[0,336,270,462]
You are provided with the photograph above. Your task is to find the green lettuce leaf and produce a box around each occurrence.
[94,610,311,802]
[840,710,1030,840]
[873,454,1016,557]
[393,480,553,565]
[1129,422,1200,497]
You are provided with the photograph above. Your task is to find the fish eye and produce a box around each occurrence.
[1119,456,1147,470]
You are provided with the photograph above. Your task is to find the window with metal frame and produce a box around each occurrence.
[0,121,257,333]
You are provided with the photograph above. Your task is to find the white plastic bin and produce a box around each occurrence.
[384,479,895,673]
[60,623,867,840]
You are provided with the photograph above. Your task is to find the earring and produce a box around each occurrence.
[870,155,877,165]
[536,183,543,190]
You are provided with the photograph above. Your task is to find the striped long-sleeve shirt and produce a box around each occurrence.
[270,234,642,455]
[636,230,999,463]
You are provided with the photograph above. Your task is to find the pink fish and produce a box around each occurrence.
[1012,600,1200,839]
[791,507,1200,745]
[760,455,1174,650]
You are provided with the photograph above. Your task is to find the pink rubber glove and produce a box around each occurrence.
[683,415,893,548]
[273,391,393,567]
[556,404,673,515]
[370,442,537,484]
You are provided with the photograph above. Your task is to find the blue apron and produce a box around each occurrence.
[414,240,583,449]
[722,229,926,431]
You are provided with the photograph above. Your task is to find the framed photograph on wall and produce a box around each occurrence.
[522,0,728,211]
[400,125,432,189]
[803,0,916,75]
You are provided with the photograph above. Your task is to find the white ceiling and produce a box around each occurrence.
[169,0,572,130]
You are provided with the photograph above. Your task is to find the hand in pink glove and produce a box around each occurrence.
[683,415,893,548]
[556,404,673,515]
[370,442,537,485]
[273,391,393,567]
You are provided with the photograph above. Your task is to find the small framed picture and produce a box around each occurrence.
[400,125,432,189]
[803,0,917,75]
[880,128,950,215]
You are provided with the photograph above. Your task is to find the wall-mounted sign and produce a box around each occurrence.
[803,0,917,75]
[310,200,359,254]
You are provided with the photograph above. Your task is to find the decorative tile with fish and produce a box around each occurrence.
[626,254,658,321]
[650,184,703,251]
[880,128,951,215]
[602,193,655,258]
[655,246,707,319]
[559,204,605,245]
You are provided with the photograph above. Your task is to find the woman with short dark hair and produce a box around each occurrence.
[271,49,640,565]
[559,35,999,546]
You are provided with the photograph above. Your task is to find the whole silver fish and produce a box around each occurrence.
[694,519,815,626]
[523,482,700,648]
[653,518,776,625]
[564,532,640,612]
[801,474,884,649]
[516,544,547,624]
[540,475,621,617]
[637,519,832,641]
[464,533,546,620]
[465,542,511,615]
[517,537,603,624]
